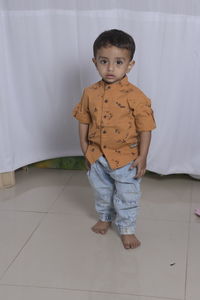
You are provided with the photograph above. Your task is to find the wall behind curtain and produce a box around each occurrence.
[0,0,200,175]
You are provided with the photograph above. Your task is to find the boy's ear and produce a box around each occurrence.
[92,57,97,66]
[127,60,135,72]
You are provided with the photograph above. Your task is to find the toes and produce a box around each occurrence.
[91,221,111,235]
[124,243,135,249]
[121,235,141,249]
[91,227,99,234]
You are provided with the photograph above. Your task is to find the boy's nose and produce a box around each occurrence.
[108,63,114,71]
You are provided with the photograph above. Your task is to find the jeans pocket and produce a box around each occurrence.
[86,162,94,177]
[86,169,90,176]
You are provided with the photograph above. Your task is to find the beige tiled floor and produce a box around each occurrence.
[0,168,200,300]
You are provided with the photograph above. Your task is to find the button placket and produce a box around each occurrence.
[101,87,111,151]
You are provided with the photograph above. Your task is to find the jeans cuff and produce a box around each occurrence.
[117,226,135,235]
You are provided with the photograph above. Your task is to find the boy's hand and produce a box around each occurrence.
[130,131,151,179]
[85,158,91,170]
[130,156,147,178]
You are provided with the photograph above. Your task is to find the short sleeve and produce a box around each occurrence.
[128,89,156,132]
[72,89,91,124]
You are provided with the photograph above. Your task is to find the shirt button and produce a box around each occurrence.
[104,99,108,103]
[103,115,106,118]
[103,145,106,149]
[103,130,106,134]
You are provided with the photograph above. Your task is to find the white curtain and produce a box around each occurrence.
[0,0,200,175]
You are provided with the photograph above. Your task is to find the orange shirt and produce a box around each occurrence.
[73,76,156,169]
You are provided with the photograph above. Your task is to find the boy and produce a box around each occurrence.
[73,29,156,249]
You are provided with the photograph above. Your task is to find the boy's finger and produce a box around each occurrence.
[130,161,138,169]
[135,168,146,179]
[129,164,134,170]
[134,167,140,178]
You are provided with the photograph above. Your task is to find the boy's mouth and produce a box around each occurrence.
[105,74,115,79]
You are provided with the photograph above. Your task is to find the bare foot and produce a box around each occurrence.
[121,234,141,249]
[91,221,111,234]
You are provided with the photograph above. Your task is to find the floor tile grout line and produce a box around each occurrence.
[0,282,182,300]
[63,172,76,186]
[183,181,194,300]
[184,233,191,300]
[63,172,81,185]
[27,210,194,224]
[0,209,192,224]
[46,173,74,213]
[0,210,191,225]
[0,212,49,282]
[0,209,46,213]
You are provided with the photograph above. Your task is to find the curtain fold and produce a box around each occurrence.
[0,1,200,175]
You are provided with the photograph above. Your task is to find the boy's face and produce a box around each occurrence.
[93,46,134,84]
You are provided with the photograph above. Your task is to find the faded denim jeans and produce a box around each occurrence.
[87,156,141,235]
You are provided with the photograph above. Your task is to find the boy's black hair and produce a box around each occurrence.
[93,29,135,61]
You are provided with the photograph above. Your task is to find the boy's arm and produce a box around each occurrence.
[131,131,151,178]
[79,122,89,155]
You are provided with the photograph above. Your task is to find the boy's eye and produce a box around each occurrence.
[116,60,123,65]
[100,59,108,64]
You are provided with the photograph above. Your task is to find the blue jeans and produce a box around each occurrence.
[87,156,141,235]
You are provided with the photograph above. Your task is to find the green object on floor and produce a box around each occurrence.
[32,157,86,170]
